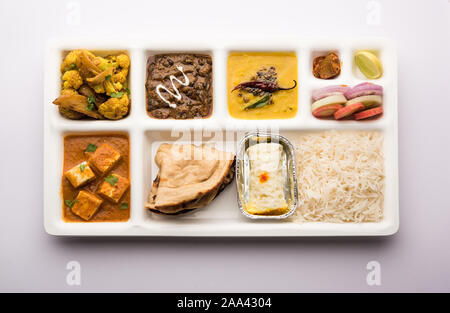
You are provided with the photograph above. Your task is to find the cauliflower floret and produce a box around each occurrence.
[113,68,128,84]
[62,70,83,90]
[116,54,130,69]
[61,88,79,96]
[96,56,118,71]
[61,50,82,72]
[98,94,129,120]
[61,49,96,72]
[104,80,118,96]
[113,81,123,91]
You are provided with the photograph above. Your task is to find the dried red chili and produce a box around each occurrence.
[232,80,297,93]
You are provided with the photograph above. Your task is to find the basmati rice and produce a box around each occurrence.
[294,130,384,223]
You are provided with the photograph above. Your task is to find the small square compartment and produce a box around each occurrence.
[54,49,132,121]
[352,48,384,80]
[226,51,298,120]
[60,131,131,223]
[309,49,343,80]
[144,50,214,120]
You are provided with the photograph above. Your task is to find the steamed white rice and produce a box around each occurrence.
[294,130,384,223]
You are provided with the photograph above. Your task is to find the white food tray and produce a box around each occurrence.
[44,37,398,236]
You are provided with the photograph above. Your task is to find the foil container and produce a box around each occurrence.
[236,132,298,219]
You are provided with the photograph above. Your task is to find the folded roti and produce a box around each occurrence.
[146,144,235,214]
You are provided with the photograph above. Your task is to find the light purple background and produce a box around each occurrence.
[1,0,449,292]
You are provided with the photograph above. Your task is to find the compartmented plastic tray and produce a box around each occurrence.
[44,37,398,236]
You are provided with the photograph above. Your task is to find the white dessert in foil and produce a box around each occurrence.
[246,142,288,215]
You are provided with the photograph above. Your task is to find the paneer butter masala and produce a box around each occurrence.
[62,134,130,222]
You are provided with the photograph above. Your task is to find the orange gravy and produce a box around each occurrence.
[62,134,130,222]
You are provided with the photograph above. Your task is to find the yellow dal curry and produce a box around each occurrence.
[227,52,298,119]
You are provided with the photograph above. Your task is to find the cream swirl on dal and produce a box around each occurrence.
[155,66,190,108]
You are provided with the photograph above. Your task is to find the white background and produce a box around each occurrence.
[0,0,449,292]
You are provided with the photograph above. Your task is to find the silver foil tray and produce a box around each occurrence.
[236,132,298,219]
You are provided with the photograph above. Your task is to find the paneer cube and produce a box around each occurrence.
[71,190,103,221]
[89,143,121,173]
[64,161,96,188]
[98,174,130,203]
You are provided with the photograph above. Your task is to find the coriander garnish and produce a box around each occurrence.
[105,75,111,81]
[105,175,118,186]
[125,88,130,95]
[65,199,78,208]
[120,203,129,210]
[84,143,97,153]
[80,163,86,172]
[70,63,77,70]
[86,95,95,111]
[110,92,124,98]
